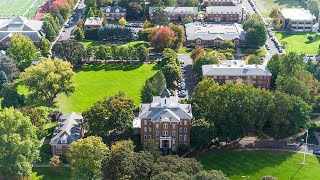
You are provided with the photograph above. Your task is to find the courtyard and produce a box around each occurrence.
[254,0,301,16]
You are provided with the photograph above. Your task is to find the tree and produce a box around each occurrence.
[136,44,149,61]
[151,7,169,25]
[143,19,153,29]
[67,136,109,180]
[191,46,205,62]
[95,45,112,60]
[0,108,38,179]
[269,8,280,18]
[19,106,50,138]
[7,33,37,70]
[0,71,8,90]
[190,119,215,148]
[168,24,186,48]
[267,54,282,88]
[119,17,127,27]
[151,171,192,180]
[126,2,144,20]
[74,27,84,41]
[152,71,167,94]
[246,54,262,64]
[192,55,220,77]
[1,83,24,108]
[20,58,75,107]
[149,27,176,51]
[50,155,62,174]
[162,63,182,88]
[285,21,293,34]
[102,17,108,26]
[44,21,57,41]
[143,139,161,160]
[183,0,199,6]
[0,56,19,81]
[307,0,320,19]
[83,92,135,145]
[181,17,193,24]
[141,71,167,103]
[243,14,267,47]
[141,79,155,103]
[87,7,95,17]
[52,40,88,68]
[220,40,235,49]
[194,170,228,180]
[40,37,51,57]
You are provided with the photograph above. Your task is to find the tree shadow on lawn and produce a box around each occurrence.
[198,150,311,178]
[79,63,144,72]
[274,0,301,7]
[32,167,71,180]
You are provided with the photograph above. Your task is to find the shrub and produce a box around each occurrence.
[84,29,99,40]
[307,35,314,42]
[50,111,62,121]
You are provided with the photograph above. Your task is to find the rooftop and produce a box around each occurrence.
[202,61,272,76]
[185,22,245,41]
[149,7,198,14]
[101,6,126,13]
[84,17,103,26]
[280,8,316,21]
[206,4,247,14]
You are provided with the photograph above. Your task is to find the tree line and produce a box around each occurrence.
[191,78,312,145]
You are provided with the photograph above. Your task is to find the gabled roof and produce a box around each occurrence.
[101,6,126,13]
[160,88,171,98]
[50,112,83,146]
[149,7,198,15]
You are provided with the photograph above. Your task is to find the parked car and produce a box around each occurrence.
[179,82,186,90]
[178,90,187,98]
[279,49,283,53]
[313,150,320,155]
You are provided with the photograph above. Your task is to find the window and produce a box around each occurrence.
[148,135,151,139]
[179,135,182,141]
[164,123,168,129]
[184,120,187,126]
[144,127,147,133]
[144,135,147,140]
[172,131,176,136]
[156,124,159,129]
[156,131,159,136]
[184,135,187,142]
[149,127,152,133]
[163,131,168,136]
[179,127,182,133]
[172,138,176,144]
[172,124,176,129]
[56,147,62,154]
[156,138,159,144]
[144,120,147,125]
[184,127,187,133]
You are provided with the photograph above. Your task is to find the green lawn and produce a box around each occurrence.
[199,150,320,180]
[275,32,320,54]
[178,46,192,54]
[31,167,71,180]
[82,40,149,49]
[55,64,159,113]
[254,0,301,16]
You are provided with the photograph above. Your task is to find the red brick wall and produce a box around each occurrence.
[168,13,198,21]
[206,13,240,22]
[203,1,235,6]
[51,145,69,156]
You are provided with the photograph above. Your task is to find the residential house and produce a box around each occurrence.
[136,88,193,153]
[149,7,199,21]
[206,4,247,23]
[280,8,318,32]
[101,6,126,20]
[50,112,83,156]
[84,17,103,30]
[202,0,241,6]
[202,60,272,89]
[0,16,44,48]
[184,22,246,47]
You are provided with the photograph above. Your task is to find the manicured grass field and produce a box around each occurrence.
[254,0,301,16]
[31,167,71,180]
[0,0,43,18]
[198,150,320,180]
[55,63,159,113]
[275,32,320,54]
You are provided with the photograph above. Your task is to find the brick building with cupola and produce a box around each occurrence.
[135,88,193,153]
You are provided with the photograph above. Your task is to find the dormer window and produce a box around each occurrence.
[60,135,67,144]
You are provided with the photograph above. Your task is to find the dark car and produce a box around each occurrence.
[313,150,320,155]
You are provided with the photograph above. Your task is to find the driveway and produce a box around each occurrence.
[178,54,197,99]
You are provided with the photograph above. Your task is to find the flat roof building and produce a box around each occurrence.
[84,17,103,29]
[280,8,318,32]
[202,60,272,89]
[185,22,246,47]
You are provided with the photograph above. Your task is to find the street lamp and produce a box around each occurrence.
[301,129,309,166]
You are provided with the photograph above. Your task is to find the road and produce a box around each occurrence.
[178,54,197,100]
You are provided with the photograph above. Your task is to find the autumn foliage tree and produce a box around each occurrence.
[149,27,176,51]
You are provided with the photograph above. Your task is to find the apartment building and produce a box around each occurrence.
[149,7,198,21]
[137,88,193,153]
[202,60,272,89]
[206,4,247,23]
[84,17,103,29]
[280,8,318,32]
[101,6,126,20]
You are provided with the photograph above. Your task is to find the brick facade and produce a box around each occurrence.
[205,75,271,89]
